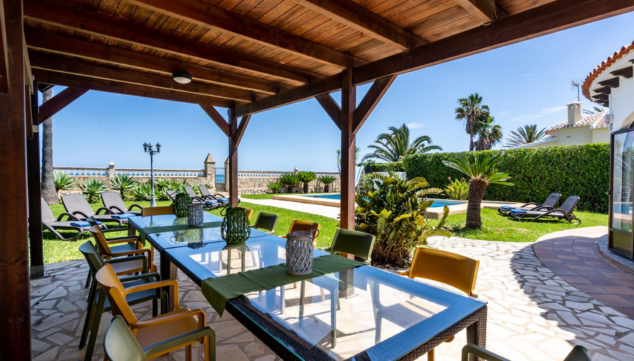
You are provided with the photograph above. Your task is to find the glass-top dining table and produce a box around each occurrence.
[129,214,487,361]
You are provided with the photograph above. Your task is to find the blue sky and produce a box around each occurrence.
[42,12,634,172]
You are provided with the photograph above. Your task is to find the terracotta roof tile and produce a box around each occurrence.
[546,111,608,134]
[582,41,634,101]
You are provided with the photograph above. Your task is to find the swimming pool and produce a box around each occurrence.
[305,194,464,208]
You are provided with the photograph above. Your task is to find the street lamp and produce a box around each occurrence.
[143,142,161,207]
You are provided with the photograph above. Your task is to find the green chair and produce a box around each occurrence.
[78,241,165,361]
[252,212,279,233]
[322,229,376,264]
[104,316,216,361]
[461,344,590,361]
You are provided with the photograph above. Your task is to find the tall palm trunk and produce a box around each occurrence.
[466,179,487,228]
[40,88,57,204]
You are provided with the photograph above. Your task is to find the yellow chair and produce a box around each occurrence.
[96,264,214,361]
[242,207,254,221]
[281,220,321,247]
[141,206,174,216]
[399,247,479,361]
[89,226,157,273]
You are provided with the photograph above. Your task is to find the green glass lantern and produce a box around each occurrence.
[173,193,191,217]
[221,207,251,245]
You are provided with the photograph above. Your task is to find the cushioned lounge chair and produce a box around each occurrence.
[498,192,561,215]
[62,194,126,227]
[101,191,142,216]
[41,197,90,241]
[198,185,229,204]
[511,195,581,224]
[184,186,220,210]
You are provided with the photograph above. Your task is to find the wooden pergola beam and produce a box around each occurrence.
[24,0,318,85]
[237,0,634,116]
[0,0,8,93]
[453,0,508,24]
[124,0,365,69]
[352,75,396,134]
[200,105,230,138]
[291,0,426,50]
[25,28,285,95]
[38,87,88,124]
[29,51,260,102]
[315,94,341,130]
[33,69,238,108]
[234,115,253,148]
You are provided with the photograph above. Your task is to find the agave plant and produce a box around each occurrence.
[53,172,77,193]
[109,174,138,199]
[443,153,513,228]
[296,171,316,193]
[278,173,300,193]
[131,182,151,201]
[317,175,336,192]
[444,177,469,200]
[355,173,449,267]
[267,182,283,193]
[81,178,108,203]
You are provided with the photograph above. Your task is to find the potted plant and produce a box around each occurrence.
[279,173,300,193]
[267,181,283,194]
[296,171,316,193]
[317,175,336,193]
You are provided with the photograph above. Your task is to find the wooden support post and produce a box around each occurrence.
[228,108,239,207]
[0,0,31,358]
[340,69,356,230]
[28,81,45,278]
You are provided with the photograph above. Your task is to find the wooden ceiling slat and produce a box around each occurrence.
[453,0,506,24]
[25,28,285,94]
[291,0,427,50]
[33,68,240,107]
[24,0,320,84]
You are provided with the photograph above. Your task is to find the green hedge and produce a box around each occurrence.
[402,143,609,212]
[363,161,405,173]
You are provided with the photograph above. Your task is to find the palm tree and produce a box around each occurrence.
[505,124,547,148]
[40,87,58,204]
[583,106,604,115]
[455,93,490,151]
[474,116,503,150]
[362,123,442,162]
[443,153,513,228]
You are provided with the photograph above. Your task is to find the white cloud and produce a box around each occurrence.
[406,122,426,129]
[510,105,566,122]
[541,105,566,114]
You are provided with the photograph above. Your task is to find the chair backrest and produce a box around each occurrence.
[167,190,178,201]
[104,316,145,361]
[198,185,212,197]
[141,206,174,217]
[542,192,562,207]
[62,194,95,218]
[408,247,479,297]
[253,212,278,232]
[243,207,254,221]
[330,229,376,262]
[40,197,56,222]
[79,240,105,274]
[95,264,138,324]
[184,186,197,198]
[101,191,127,213]
[288,220,321,246]
[88,225,113,254]
[563,345,591,361]
[559,195,580,214]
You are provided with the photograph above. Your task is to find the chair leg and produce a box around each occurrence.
[428,348,435,361]
[186,344,192,361]
[152,298,158,317]
[79,282,97,349]
[85,270,92,289]
[84,291,107,361]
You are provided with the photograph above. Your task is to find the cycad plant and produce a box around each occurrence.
[267,182,282,193]
[81,178,108,203]
[317,175,336,193]
[279,173,300,193]
[296,171,317,193]
[443,153,513,228]
[53,172,77,193]
[109,174,138,199]
[355,173,449,267]
[444,177,469,200]
[131,182,151,201]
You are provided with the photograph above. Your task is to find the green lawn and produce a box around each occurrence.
[42,199,608,265]
[241,193,295,200]
[445,208,608,242]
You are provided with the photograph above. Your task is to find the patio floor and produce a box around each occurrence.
[31,227,634,361]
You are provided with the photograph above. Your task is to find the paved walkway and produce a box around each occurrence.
[534,227,634,320]
[239,197,339,219]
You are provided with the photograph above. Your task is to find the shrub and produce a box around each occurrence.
[54,172,76,193]
[317,175,336,192]
[279,173,300,193]
[81,178,108,203]
[296,171,317,193]
[403,143,610,212]
[110,174,137,199]
[131,182,151,201]
[363,160,406,173]
[444,177,469,200]
[355,173,449,267]
[267,182,283,193]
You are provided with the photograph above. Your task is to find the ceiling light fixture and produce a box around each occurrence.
[172,64,192,84]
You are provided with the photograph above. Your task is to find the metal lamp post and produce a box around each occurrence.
[143,142,161,207]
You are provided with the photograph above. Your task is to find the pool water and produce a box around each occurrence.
[305,194,463,207]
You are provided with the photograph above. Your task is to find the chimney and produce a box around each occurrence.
[567,102,581,124]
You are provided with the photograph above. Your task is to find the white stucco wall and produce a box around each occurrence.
[589,50,634,132]
[592,128,610,143]
[549,127,593,146]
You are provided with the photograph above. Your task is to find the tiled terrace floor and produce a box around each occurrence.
[31,228,634,361]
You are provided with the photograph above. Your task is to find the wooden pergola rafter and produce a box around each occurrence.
[2,0,634,359]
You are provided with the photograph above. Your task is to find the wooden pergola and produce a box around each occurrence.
[1,0,633,358]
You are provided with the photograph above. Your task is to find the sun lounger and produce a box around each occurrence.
[498,192,561,215]
[41,197,90,241]
[101,191,142,216]
[61,194,126,227]
[198,185,229,204]
[511,195,581,224]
